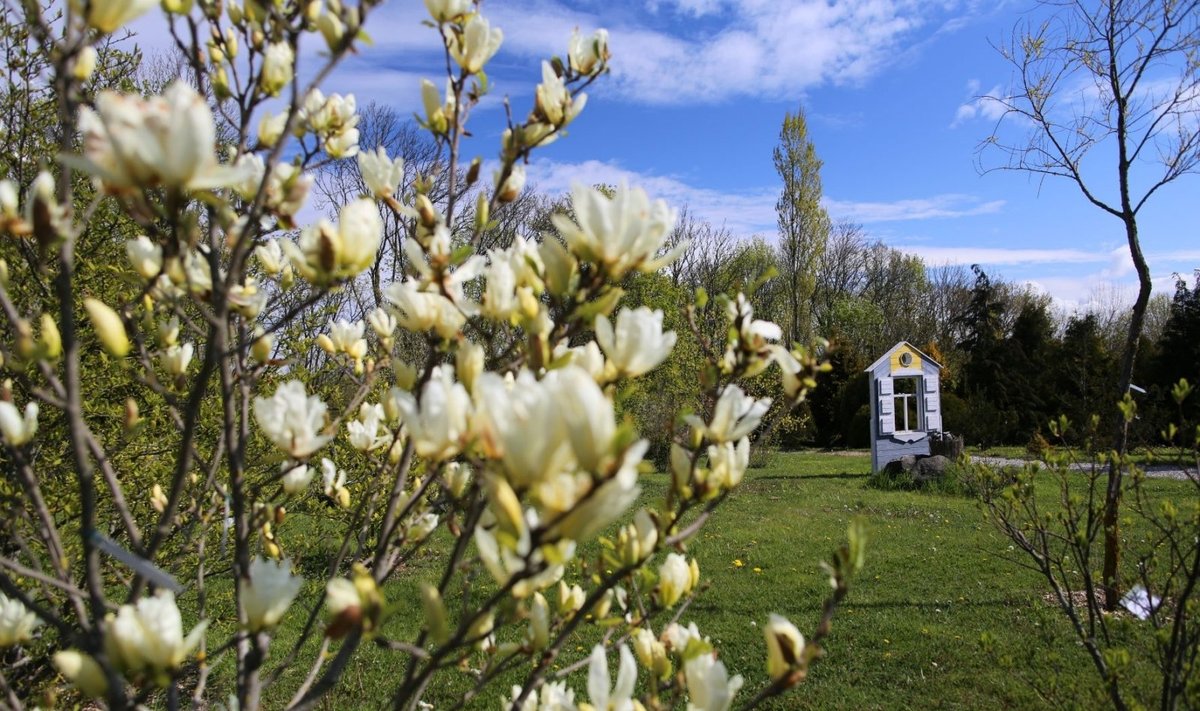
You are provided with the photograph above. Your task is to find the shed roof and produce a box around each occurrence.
[862,341,943,373]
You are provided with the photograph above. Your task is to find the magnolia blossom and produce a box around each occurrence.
[586,644,637,711]
[367,306,396,339]
[495,164,526,202]
[258,111,288,147]
[260,42,294,96]
[104,590,207,677]
[0,400,38,446]
[323,319,368,361]
[474,514,569,598]
[658,552,693,607]
[241,557,302,631]
[617,509,658,566]
[684,653,743,711]
[552,183,681,278]
[446,14,503,74]
[253,381,333,458]
[473,370,571,486]
[506,680,577,711]
[424,0,470,22]
[569,28,609,75]
[265,162,312,219]
[346,403,389,452]
[358,146,404,198]
[254,239,284,276]
[86,0,157,33]
[183,250,214,295]
[126,236,163,280]
[280,462,313,495]
[383,281,466,340]
[707,438,750,489]
[73,82,248,192]
[686,385,770,444]
[53,650,109,698]
[544,442,644,542]
[764,614,805,681]
[0,593,40,646]
[321,458,351,509]
[664,621,707,656]
[535,61,586,127]
[407,512,439,541]
[285,198,382,283]
[595,307,676,378]
[633,627,669,678]
[160,342,194,376]
[392,367,472,461]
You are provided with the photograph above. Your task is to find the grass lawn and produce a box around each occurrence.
[190,450,1192,710]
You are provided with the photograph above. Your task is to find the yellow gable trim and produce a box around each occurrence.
[889,343,921,374]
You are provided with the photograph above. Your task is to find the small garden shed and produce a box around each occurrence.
[865,342,943,473]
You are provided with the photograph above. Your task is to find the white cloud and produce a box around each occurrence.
[824,194,1005,222]
[526,158,778,236]
[893,245,1106,267]
[950,80,1006,127]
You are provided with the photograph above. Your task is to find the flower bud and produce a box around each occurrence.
[251,332,273,362]
[764,614,805,681]
[421,583,449,644]
[455,340,484,393]
[39,313,61,360]
[53,651,108,698]
[528,592,549,650]
[84,297,130,357]
[72,46,98,81]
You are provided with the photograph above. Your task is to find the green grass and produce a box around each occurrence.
[971,443,1198,467]
[187,451,1193,710]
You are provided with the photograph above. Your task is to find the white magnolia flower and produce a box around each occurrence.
[658,552,692,607]
[407,512,439,541]
[617,508,658,565]
[324,127,359,159]
[321,458,351,509]
[0,400,38,446]
[326,319,368,361]
[256,239,285,275]
[446,14,503,74]
[535,61,586,127]
[505,679,577,711]
[104,590,207,675]
[367,307,396,339]
[684,652,743,711]
[495,163,526,202]
[763,614,805,680]
[686,385,770,444]
[257,111,288,147]
[86,0,157,33]
[586,644,637,711]
[727,293,781,348]
[265,162,312,218]
[73,82,249,192]
[551,366,616,472]
[568,28,609,75]
[475,515,569,598]
[288,198,382,283]
[240,557,302,631]
[546,441,645,542]
[594,307,676,378]
[260,42,294,97]
[183,249,214,295]
[707,437,750,489]
[473,370,572,487]
[253,381,333,458]
[633,626,668,677]
[346,403,389,452]
[664,621,707,656]
[126,236,163,280]
[280,462,313,495]
[424,0,470,22]
[160,342,194,377]
[0,593,40,646]
[357,146,405,199]
[392,367,471,461]
[383,281,465,339]
[482,257,519,321]
[53,650,109,698]
[552,183,680,279]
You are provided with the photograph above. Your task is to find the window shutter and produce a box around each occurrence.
[926,413,942,432]
[925,395,938,412]
[879,414,895,435]
[878,377,894,396]
[925,375,939,393]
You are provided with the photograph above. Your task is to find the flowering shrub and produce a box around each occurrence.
[0,1,857,709]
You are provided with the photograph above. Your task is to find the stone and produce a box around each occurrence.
[914,455,951,482]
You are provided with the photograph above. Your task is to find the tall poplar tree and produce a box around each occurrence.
[774,105,830,345]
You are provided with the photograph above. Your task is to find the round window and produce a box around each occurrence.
[899,352,913,367]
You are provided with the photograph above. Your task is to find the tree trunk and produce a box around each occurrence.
[1101,213,1151,611]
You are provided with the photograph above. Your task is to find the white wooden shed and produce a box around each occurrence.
[865,342,943,473]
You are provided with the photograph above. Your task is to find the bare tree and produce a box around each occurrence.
[979,0,1200,607]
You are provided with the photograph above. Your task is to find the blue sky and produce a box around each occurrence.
[132,0,1200,308]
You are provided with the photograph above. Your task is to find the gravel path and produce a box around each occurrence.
[969,456,1198,482]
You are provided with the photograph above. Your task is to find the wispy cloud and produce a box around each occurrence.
[825,194,1005,222]
[951,79,1006,128]
[893,245,1105,267]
